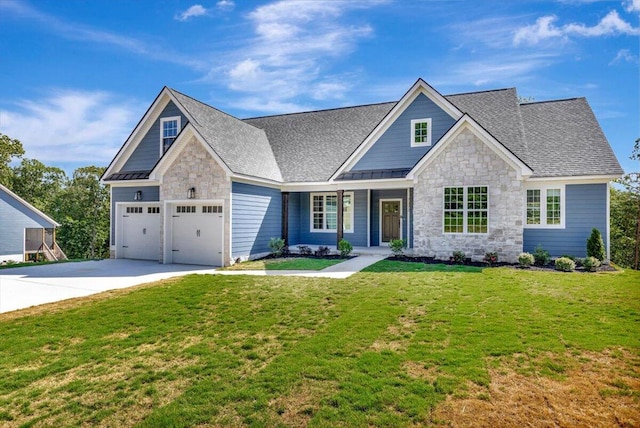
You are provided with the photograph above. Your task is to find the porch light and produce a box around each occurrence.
[134,190,142,201]
[187,187,196,199]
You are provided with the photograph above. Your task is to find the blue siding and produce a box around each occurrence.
[110,186,160,243]
[0,188,55,257]
[371,189,409,247]
[523,184,608,258]
[287,192,300,246]
[352,93,456,171]
[122,101,188,172]
[232,182,282,258]
[296,190,368,247]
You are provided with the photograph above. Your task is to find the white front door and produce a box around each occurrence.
[120,205,161,261]
[171,204,223,266]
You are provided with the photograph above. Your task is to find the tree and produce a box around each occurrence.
[0,133,25,187]
[586,228,606,262]
[615,138,640,269]
[611,188,636,268]
[11,158,67,213]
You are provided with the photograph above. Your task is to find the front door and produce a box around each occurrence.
[381,200,401,243]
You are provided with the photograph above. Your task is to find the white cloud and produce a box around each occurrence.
[216,0,235,11]
[514,10,640,45]
[610,48,639,64]
[0,91,141,166]
[625,0,640,12]
[175,4,209,21]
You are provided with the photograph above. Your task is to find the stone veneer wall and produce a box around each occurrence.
[413,129,524,262]
[160,137,231,265]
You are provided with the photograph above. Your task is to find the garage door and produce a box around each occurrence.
[171,204,223,266]
[120,205,161,261]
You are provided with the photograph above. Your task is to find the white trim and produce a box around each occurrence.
[309,192,354,234]
[525,175,621,184]
[379,198,403,245]
[229,190,233,265]
[232,174,282,189]
[282,178,412,193]
[159,116,182,156]
[408,115,533,181]
[442,185,490,235]
[406,188,411,248]
[606,182,611,262]
[367,189,371,247]
[0,183,59,227]
[330,79,463,181]
[523,184,566,229]
[105,179,160,187]
[411,118,432,147]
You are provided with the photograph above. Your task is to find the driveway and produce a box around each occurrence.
[0,259,218,314]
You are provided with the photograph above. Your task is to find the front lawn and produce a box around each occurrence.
[0,264,638,426]
[223,256,345,271]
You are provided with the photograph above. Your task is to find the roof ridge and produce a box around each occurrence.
[520,97,584,106]
[243,101,397,120]
[445,87,516,97]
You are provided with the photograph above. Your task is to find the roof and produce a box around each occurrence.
[0,184,60,227]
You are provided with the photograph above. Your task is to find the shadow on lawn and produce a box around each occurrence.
[362,258,484,273]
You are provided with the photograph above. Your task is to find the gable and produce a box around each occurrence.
[121,100,188,172]
[0,186,58,229]
[350,93,457,171]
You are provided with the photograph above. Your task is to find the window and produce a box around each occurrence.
[443,186,488,234]
[525,186,564,227]
[310,192,354,233]
[411,118,432,147]
[126,206,143,214]
[176,205,196,213]
[147,206,160,214]
[202,205,222,214]
[160,116,181,154]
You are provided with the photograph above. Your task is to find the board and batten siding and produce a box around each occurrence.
[523,183,608,258]
[370,189,411,247]
[110,186,160,244]
[296,190,368,247]
[0,188,56,260]
[121,101,188,172]
[231,182,282,259]
[351,93,456,171]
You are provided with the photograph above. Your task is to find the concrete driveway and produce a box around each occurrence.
[0,259,218,314]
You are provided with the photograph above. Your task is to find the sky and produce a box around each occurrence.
[0,0,638,176]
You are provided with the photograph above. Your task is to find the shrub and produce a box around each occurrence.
[587,228,606,262]
[338,239,353,258]
[582,256,601,272]
[518,252,535,268]
[269,237,286,257]
[533,245,551,266]
[555,257,576,272]
[389,239,406,256]
[451,251,466,264]
[315,246,331,257]
[297,245,312,256]
[483,252,498,266]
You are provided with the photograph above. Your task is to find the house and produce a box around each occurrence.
[0,184,65,263]
[101,79,623,266]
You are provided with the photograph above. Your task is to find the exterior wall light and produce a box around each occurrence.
[134,190,142,201]
[187,187,196,199]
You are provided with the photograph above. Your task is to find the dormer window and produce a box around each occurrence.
[160,116,181,154]
[411,118,432,147]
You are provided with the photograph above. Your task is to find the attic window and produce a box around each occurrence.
[160,116,181,154]
[411,118,432,147]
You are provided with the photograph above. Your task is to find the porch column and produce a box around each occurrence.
[282,192,289,247]
[336,189,344,248]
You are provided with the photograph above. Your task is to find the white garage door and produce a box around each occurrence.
[171,204,223,266]
[120,205,161,261]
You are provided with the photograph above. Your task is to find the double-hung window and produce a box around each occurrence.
[160,116,181,154]
[443,186,488,234]
[311,192,354,233]
[526,187,563,227]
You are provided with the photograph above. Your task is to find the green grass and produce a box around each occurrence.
[0,263,638,426]
[362,260,483,273]
[223,256,345,270]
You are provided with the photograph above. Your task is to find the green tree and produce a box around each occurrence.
[53,166,110,259]
[0,133,25,186]
[611,188,636,268]
[11,158,67,213]
[586,228,606,262]
[615,138,640,269]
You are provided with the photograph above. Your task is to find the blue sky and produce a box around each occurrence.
[0,0,638,175]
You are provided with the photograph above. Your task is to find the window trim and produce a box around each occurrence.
[524,185,565,229]
[309,192,355,234]
[442,185,489,235]
[160,116,181,155]
[411,118,432,147]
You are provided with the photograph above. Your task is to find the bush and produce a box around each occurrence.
[483,252,498,266]
[269,237,286,257]
[587,228,606,262]
[338,239,353,258]
[533,245,551,266]
[315,246,330,257]
[389,239,406,256]
[582,256,601,272]
[518,252,535,267]
[555,257,576,272]
[451,251,466,264]
[297,245,312,256]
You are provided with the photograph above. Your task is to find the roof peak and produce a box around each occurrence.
[243,101,397,121]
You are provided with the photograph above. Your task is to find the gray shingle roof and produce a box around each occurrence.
[169,89,283,182]
[244,103,396,182]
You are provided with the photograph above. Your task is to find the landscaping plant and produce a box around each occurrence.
[451,250,466,264]
[269,237,286,257]
[297,245,312,256]
[483,252,498,267]
[533,245,551,266]
[555,257,576,272]
[518,252,535,268]
[389,239,406,256]
[337,239,353,258]
[315,245,330,257]
[587,228,606,262]
[582,256,601,272]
